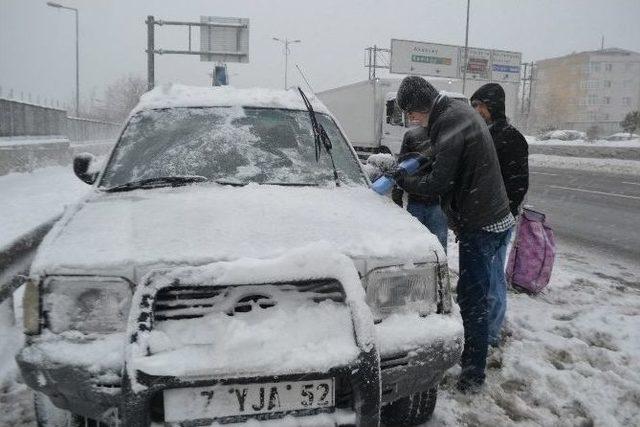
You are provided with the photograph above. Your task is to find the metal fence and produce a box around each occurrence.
[0,98,121,140]
[0,98,67,137]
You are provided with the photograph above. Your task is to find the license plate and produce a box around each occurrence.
[163,378,335,422]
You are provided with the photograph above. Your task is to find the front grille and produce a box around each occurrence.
[153,279,346,323]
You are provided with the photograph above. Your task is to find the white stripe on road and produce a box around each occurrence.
[622,181,640,186]
[549,185,640,200]
[531,171,558,176]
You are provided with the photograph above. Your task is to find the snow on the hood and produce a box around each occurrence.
[31,184,442,276]
[127,243,374,389]
[132,84,329,116]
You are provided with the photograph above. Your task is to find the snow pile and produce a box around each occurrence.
[128,243,373,385]
[529,154,640,176]
[31,185,441,276]
[429,239,640,427]
[538,130,586,141]
[0,165,89,246]
[132,84,329,116]
[527,135,640,148]
[605,132,640,142]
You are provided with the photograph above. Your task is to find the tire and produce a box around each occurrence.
[34,392,73,427]
[381,387,438,427]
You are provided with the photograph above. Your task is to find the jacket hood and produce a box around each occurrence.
[470,83,506,122]
[31,184,443,279]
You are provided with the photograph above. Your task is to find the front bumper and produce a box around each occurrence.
[379,336,463,405]
[18,329,462,426]
[18,348,377,426]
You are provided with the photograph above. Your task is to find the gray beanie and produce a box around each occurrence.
[396,76,439,112]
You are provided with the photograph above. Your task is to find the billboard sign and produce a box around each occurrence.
[390,38,521,82]
[459,47,492,80]
[390,39,459,79]
[491,50,522,82]
[200,16,249,63]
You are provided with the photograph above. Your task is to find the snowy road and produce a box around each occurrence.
[528,166,640,264]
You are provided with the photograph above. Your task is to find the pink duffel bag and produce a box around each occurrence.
[506,207,556,293]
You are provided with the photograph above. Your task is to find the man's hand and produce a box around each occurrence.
[388,165,408,183]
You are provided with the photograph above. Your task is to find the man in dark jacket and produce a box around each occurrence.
[394,76,514,392]
[391,126,448,253]
[471,83,529,347]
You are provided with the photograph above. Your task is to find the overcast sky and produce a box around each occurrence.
[1,0,640,110]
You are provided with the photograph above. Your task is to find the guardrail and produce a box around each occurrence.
[0,216,60,304]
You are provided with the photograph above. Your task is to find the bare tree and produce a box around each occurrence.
[103,75,147,122]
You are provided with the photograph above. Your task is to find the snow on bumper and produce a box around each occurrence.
[375,310,464,403]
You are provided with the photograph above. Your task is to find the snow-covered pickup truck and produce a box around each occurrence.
[17,85,463,427]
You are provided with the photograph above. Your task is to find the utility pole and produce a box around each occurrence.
[273,37,301,89]
[527,61,534,115]
[462,0,470,94]
[146,16,155,90]
[521,62,528,115]
[372,45,378,79]
[47,2,80,116]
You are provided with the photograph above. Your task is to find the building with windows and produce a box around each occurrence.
[529,48,640,135]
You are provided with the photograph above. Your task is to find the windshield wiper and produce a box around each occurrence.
[104,175,207,192]
[297,87,340,187]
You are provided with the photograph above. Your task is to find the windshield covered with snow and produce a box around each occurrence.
[100,106,366,188]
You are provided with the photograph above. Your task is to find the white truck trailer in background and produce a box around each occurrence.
[317,77,517,158]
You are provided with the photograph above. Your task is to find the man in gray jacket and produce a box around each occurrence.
[394,76,514,392]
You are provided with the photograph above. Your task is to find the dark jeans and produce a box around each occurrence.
[457,228,511,385]
[488,227,513,345]
[407,200,448,254]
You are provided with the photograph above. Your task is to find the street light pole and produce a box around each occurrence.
[462,0,470,95]
[273,37,301,89]
[47,2,79,116]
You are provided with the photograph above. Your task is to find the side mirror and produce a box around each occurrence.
[73,153,98,185]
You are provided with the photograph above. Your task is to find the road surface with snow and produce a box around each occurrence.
[529,166,640,263]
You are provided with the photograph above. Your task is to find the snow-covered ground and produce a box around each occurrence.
[421,236,640,426]
[0,166,89,246]
[529,154,640,176]
[1,235,638,427]
[527,135,640,148]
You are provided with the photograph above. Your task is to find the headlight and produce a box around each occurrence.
[42,277,132,334]
[364,264,438,320]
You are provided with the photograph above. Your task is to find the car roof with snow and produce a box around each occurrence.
[131,84,330,115]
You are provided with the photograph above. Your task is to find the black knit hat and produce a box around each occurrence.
[470,83,506,121]
[396,76,439,112]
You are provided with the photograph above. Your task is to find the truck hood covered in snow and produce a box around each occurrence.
[31,184,442,279]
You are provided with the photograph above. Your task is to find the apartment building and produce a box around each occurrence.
[529,48,640,135]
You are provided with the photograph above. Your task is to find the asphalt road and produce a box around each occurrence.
[528,166,640,263]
